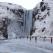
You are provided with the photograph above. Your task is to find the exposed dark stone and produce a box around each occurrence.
[40,1,47,12]
[40,18,43,21]
[0,27,3,31]
[37,17,39,20]
[30,28,37,35]
[51,37,52,44]
[12,9,15,13]
[21,22,23,26]
[41,5,47,12]
[18,9,24,14]
[2,18,8,39]
[40,1,44,8]
[47,11,50,16]
[44,21,46,23]
[10,9,15,14]
[10,9,24,17]
[42,27,45,32]
[3,30,8,39]
[7,7,9,10]
[47,7,50,10]
[8,3,12,5]
[33,9,39,17]
[35,36,37,42]
[39,14,47,21]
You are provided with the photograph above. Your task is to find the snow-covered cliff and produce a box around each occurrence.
[0,2,27,39]
[32,0,53,37]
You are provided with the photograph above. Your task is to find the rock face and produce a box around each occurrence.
[32,0,53,37]
[0,2,27,39]
[0,0,53,39]
[0,2,33,39]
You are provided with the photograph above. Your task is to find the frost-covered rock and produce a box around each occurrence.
[0,2,26,39]
[0,0,53,39]
[32,0,52,37]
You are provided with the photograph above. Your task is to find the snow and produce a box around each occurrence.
[32,0,53,37]
[0,0,53,38]
[0,38,53,53]
[0,0,53,53]
[0,2,27,39]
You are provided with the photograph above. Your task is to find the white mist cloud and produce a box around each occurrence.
[0,0,42,9]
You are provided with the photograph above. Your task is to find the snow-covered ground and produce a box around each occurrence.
[0,38,53,53]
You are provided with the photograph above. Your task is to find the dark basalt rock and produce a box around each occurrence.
[42,27,45,32]
[10,9,15,13]
[8,3,12,5]
[10,9,24,17]
[40,1,44,8]
[41,5,47,12]
[30,28,37,35]
[44,21,46,23]
[18,9,24,14]
[7,7,9,10]
[33,9,39,17]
